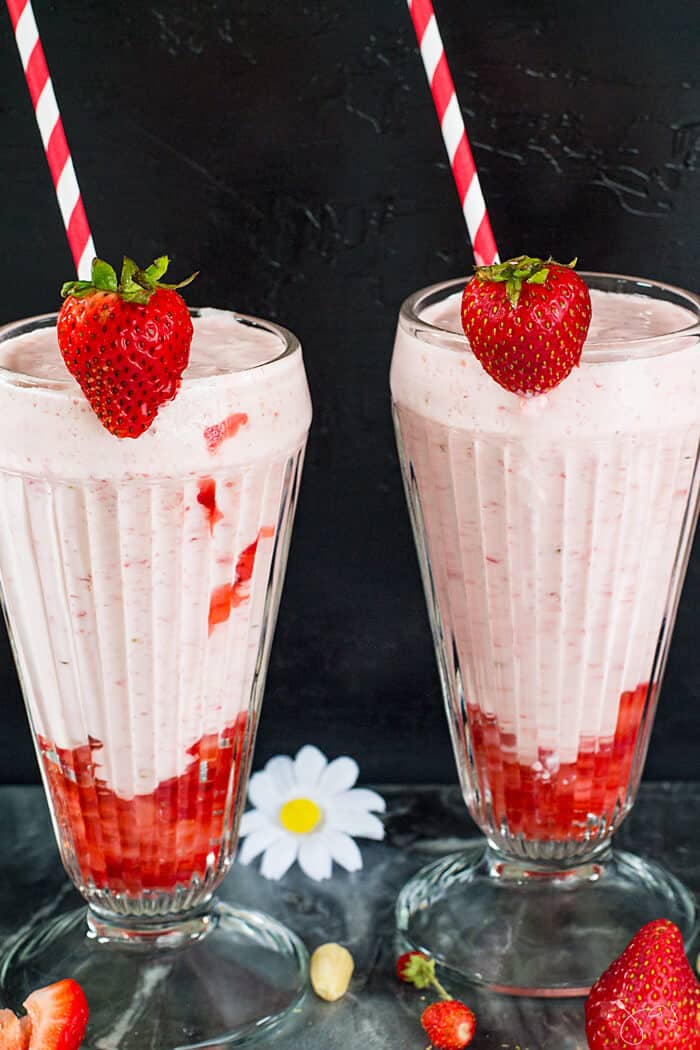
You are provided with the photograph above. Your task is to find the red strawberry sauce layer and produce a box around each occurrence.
[466,683,648,841]
[37,714,248,895]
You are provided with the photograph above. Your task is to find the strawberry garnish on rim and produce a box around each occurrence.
[585,919,700,1050]
[58,255,197,439]
[461,254,592,396]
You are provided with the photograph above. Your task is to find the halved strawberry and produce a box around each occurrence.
[23,979,88,1050]
[0,1008,31,1050]
[395,950,451,998]
[57,255,197,438]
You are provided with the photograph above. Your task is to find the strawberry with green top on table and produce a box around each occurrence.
[397,950,476,1049]
[461,254,592,395]
[585,919,700,1050]
[421,1000,476,1050]
[58,255,197,438]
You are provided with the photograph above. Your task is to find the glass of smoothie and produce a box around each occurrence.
[391,272,700,995]
[0,298,312,1045]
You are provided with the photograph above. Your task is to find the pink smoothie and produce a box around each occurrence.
[391,281,700,852]
[0,308,311,901]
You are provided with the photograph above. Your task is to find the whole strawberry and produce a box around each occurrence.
[58,255,197,438]
[421,1000,476,1050]
[397,951,476,1049]
[585,919,700,1050]
[461,254,591,395]
[397,951,450,997]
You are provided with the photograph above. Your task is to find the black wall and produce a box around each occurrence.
[1,0,698,784]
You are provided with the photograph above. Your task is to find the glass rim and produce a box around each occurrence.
[0,307,301,391]
[399,272,700,361]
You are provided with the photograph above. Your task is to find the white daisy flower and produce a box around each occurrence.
[237,745,386,881]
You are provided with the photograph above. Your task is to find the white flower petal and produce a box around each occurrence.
[248,769,282,815]
[327,810,385,841]
[294,745,327,787]
[260,836,298,880]
[318,756,359,795]
[332,788,386,813]
[238,824,285,865]
[238,808,271,838]
[323,829,363,872]
[264,755,296,794]
[298,836,333,881]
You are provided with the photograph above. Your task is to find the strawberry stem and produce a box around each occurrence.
[430,972,451,1001]
[61,255,198,305]
[399,952,452,999]
[474,254,577,307]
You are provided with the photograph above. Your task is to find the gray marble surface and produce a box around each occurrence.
[0,783,698,1049]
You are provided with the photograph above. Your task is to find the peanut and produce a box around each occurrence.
[309,942,355,1002]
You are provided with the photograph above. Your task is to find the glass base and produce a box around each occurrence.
[0,899,308,1048]
[396,839,697,997]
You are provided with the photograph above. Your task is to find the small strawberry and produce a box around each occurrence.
[0,1009,31,1050]
[23,978,89,1050]
[461,254,592,395]
[397,951,477,1049]
[421,1000,476,1050]
[58,255,197,438]
[397,950,430,985]
[585,919,700,1050]
[397,951,449,997]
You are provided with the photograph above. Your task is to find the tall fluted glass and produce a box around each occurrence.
[0,309,311,1047]
[392,274,700,994]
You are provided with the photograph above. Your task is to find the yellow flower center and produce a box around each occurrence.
[279,797,322,835]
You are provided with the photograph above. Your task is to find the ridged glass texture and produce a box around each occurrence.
[392,276,700,863]
[0,310,310,920]
[395,414,699,860]
[0,449,305,916]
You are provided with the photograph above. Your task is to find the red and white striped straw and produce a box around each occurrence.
[6,0,95,279]
[406,0,499,267]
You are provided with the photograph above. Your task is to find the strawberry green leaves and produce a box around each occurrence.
[474,255,577,308]
[61,256,198,305]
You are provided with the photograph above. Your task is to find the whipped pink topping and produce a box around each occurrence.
[392,288,699,434]
[0,308,309,478]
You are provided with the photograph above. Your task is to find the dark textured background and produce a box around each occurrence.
[0,0,698,784]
